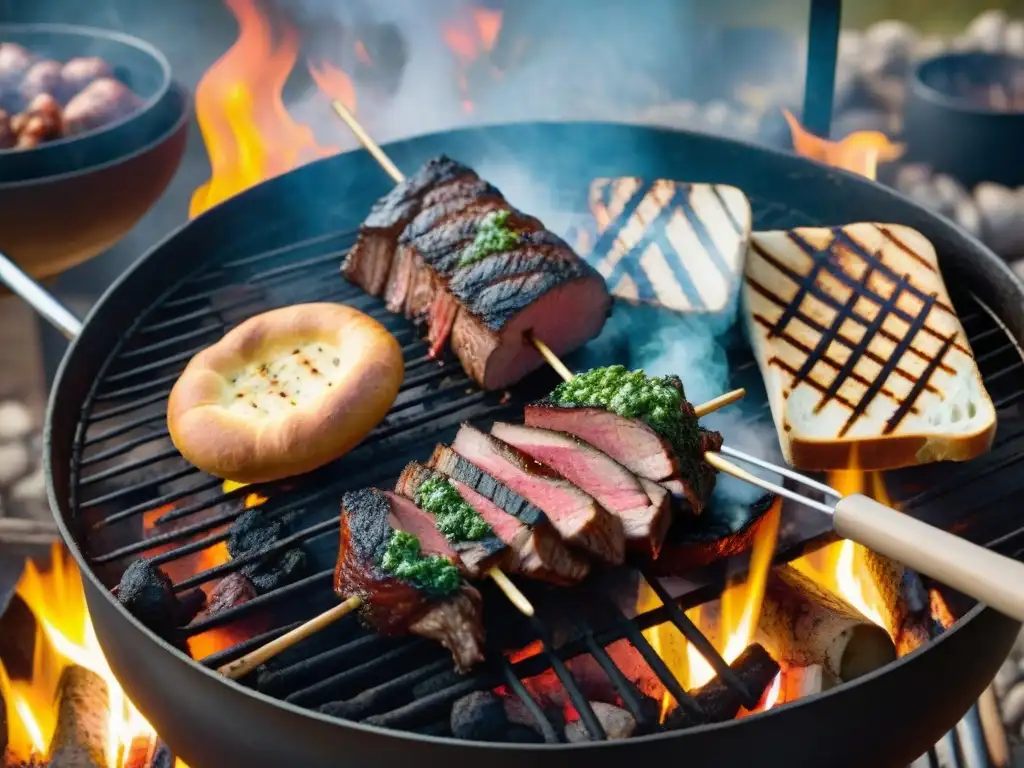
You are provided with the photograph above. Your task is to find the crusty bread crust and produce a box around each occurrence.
[167,303,404,483]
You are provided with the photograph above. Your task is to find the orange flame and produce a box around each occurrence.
[781,108,904,181]
[440,5,503,113]
[308,59,357,115]
[190,0,348,218]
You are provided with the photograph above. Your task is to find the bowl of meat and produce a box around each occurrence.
[0,24,189,280]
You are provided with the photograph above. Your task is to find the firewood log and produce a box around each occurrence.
[860,549,935,656]
[48,665,109,768]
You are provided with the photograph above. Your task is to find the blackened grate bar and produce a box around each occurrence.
[67,204,1024,745]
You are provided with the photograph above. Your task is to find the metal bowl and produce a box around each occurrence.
[0,24,190,280]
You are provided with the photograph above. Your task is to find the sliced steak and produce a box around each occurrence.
[335,488,484,671]
[524,403,681,482]
[395,462,506,577]
[452,424,624,565]
[428,444,590,585]
[490,422,671,558]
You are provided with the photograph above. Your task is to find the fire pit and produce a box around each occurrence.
[903,51,1024,188]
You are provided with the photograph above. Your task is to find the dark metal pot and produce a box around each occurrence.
[0,24,190,280]
[903,51,1024,188]
[0,121,1014,768]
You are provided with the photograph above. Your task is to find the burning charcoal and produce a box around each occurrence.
[227,510,307,593]
[665,644,780,731]
[117,558,206,636]
[564,702,636,743]
[49,665,110,768]
[450,691,509,741]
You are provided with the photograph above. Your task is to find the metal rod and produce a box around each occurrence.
[802,0,842,138]
[703,452,836,515]
[719,444,842,499]
[0,250,83,339]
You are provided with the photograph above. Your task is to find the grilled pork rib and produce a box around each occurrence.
[428,444,590,585]
[452,424,625,566]
[335,489,484,671]
[490,422,672,559]
[342,155,611,390]
[395,462,507,577]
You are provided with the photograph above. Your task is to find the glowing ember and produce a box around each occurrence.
[190,0,351,218]
[0,544,166,767]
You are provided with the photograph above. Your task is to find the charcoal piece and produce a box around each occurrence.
[450,691,509,741]
[502,724,544,743]
[117,559,206,636]
[565,702,637,742]
[227,510,306,593]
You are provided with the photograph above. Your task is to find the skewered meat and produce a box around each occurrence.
[11,93,62,149]
[395,462,507,576]
[342,155,611,390]
[428,444,591,585]
[63,76,143,137]
[336,489,485,671]
[61,56,114,96]
[452,423,625,565]
[490,421,671,559]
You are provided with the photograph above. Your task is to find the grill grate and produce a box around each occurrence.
[67,199,1024,743]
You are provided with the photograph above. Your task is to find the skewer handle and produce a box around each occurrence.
[487,566,534,617]
[330,100,405,184]
[217,595,362,680]
[693,388,746,418]
[834,494,1024,623]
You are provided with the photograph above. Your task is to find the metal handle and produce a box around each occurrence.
[0,250,83,340]
[834,494,1024,623]
[803,0,842,139]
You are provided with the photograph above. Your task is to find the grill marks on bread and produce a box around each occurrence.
[223,342,344,416]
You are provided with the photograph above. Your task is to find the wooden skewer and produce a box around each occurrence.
[332,100,405,184]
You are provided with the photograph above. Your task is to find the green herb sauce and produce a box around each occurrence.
[416,475,492,542]
[380,530,461,597]
[457,209,520,267]
[549,365,706,494]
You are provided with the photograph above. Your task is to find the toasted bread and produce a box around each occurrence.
[743,223,996,471]
[168,303,403,483]
[567,178,751,313]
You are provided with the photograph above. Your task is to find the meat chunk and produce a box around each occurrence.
[62,77,142,136]
[61,56,114,97]
[427,444,591,585]
[452,424,624,565]
[491,422,671,558]
[395,462,507,577]
[0,43,34,87]
[342,156,611,390]
[10,93,62,149]
[336,488,484,671]
[18,59,62,105]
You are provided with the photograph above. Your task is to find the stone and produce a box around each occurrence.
[863,19,920,78]
[0,443,29,487]
[964,10,1009,53]
[1006,20,1024,56]
[975,182,1024,258]
[0,400,32,441]
[11,464,45,500]
[1001,681,1024,731]
[564,702,636,742]
[995,657,1021,699]
[913,34,947,62]
[932,173,969,209]
[893,163,934,195]
[953,197,984,239]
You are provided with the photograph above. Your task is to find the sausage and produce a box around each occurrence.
[0,43,34,86]
[61,56,113,98]
[18,59,63,104]
[10,93,62,148]
[0,109,15,149]
[62,77,143,136]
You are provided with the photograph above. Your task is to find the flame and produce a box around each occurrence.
[440,5,503,113]
[0,544,157,767]
[308,59,357,115]
[638,497,782,719]
[781,108,904,181]
[190,0,349,218]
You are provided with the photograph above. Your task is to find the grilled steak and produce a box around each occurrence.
[452,423,625,565]
[428,444,590,585]
[490,422,671,558]
[343,155,611,390]
[335,488,484,671]
[395,462,507,577]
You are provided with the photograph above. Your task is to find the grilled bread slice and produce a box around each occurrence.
[743,223,996,471]
[567,178,751,313]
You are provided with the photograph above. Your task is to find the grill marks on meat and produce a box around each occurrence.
[335,489,484,671]
[343,155,611,390]
[452,424,625,566]
[490,422,671,559]
[395,462,507,577]
[428,444,590,585]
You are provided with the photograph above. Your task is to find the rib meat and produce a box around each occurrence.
[452,423,625,565]
[490,422,671,559]
[335,488,484,671]
[343,155,611,390]
[428,444,590,585]
[395,462,507,577]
